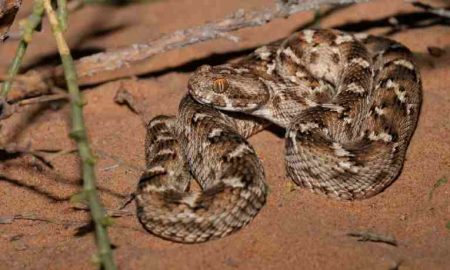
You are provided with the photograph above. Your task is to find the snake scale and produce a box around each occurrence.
[135,29,422,243]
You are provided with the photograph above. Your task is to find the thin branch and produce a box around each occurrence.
[4,0,85,41]
[0,86,68,119]
[1,140,144,174]
[0,0,44,97]
[74,0,367,78]
[72,0,366,79]
[15,92,69,106]
[42,0,116,269]
[0,142,70,168]
[1,0,368,102]
[0,213,84,226]
[94,148,145,173]
[410,1,450,19]
[347,231,398,246]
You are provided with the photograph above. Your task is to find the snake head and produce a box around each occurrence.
[188,65,269,112]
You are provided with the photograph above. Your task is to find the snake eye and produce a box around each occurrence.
[212,78,229,93]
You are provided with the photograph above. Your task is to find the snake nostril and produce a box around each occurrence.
[212,78,229,93]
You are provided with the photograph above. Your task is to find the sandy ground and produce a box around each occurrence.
[0,0,449,269]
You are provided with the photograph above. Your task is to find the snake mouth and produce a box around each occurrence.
[190,93,260,113]
[188,84,262,113]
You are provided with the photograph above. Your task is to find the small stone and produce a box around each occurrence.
[427,46,445,58]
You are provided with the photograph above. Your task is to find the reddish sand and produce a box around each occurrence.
[0,0,449,269]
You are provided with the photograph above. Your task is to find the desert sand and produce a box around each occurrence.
[0,0,449,269]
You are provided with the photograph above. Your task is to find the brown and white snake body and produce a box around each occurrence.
[135,29,422,243]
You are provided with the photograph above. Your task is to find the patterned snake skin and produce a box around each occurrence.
[136,29,422,243]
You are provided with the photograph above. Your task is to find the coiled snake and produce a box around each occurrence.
[135,29,422,243]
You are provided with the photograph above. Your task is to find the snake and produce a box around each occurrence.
[135,29,422,243]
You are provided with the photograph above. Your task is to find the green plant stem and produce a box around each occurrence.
[57,0,68,31]
[42,0,116,269]
[1,0,45,97]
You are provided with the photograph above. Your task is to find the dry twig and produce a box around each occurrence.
[71,0,366,79]
[15,92,69,105]
[0,142,71,168]
[410,1,450,19]
[93,147,145,173]
[347,230,398,246]
[1,0,368,103]
[114,85,151,124]
[0,213,84,226]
